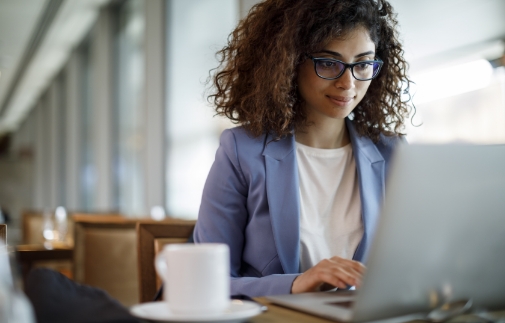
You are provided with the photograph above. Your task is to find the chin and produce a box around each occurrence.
[328,106,355,119]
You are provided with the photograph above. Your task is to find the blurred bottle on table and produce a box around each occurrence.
[54,207,68,244]
[42,209,56,247]
[42,207,70,248]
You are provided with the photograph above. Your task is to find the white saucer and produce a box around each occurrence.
[130,300,263,323]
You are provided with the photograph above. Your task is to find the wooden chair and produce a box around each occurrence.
[22,209,49,245]
[0,224,6,243]
[73,214,191,306]
[136,219,196,303]
[73,214,141,306]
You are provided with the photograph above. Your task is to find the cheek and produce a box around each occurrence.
[356,81,372,98]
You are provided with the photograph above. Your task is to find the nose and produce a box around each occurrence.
[334,67,355,90]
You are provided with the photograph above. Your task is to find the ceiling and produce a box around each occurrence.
[0,0,46,121]
[0,0,504,134]
[0,0,109,135]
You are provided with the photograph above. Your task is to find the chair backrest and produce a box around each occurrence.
[73,214,192,307]
[73,214,139,307]
[136,220,196,303]
[0,224,6,243]
[21,210,47,245]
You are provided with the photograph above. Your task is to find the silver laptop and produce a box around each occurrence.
[266,144,505,322]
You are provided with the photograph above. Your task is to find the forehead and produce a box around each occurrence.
[318,28,375,55]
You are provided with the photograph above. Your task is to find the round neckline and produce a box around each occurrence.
[295,141,352,157]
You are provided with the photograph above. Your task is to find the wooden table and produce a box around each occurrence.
[16,243,73,286]
[250,298,337,323]
[250,298,505,323]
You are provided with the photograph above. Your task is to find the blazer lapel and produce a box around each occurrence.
[263,134,300,274]
[346,119,385,261]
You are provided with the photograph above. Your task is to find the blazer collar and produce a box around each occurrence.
[345,118,384,164]
[262,133,295,161]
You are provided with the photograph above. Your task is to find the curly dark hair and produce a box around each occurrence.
[208,0,412,142]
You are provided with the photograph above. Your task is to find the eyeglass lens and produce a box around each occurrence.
[315,59,381,80]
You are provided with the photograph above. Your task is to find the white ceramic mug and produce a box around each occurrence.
[155,243,230,316]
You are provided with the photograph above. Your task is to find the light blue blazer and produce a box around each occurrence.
[194,118,402,297]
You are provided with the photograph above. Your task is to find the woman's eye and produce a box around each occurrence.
[318,60,336,69]
[355,63,371,71]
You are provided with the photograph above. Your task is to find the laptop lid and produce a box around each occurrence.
[267,144,505,322]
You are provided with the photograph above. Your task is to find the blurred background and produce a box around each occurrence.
[0,0,504,244]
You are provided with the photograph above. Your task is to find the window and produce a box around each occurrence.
[79,38,95,210]
[113,0,146,215]
[165,0,237,218]
[407,61,505,144]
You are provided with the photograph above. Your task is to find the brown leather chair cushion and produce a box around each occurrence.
[81,228,138,306]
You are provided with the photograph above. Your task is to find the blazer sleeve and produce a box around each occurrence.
[193,129,298,297]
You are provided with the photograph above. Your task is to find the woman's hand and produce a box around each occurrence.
[291,256,366,293]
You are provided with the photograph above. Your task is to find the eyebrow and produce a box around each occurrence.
[317,50,375,58]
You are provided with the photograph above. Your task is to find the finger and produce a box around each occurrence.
[292,267,343,293]
[329,257,366,275]
[307,258,365,291]
[326,259,364,281]
[350,261,366,274]
[334,267,361,287]
[317,265,360,288]
[316,270,349,289]
[329,256,365,268]
[322,263,363,288]
[345,264,366,279]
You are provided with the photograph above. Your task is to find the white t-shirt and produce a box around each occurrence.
[295,141,363,273]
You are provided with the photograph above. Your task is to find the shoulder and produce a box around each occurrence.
[219,126,269,156]
[221,126,266,141]
[346,118,405,163]
[375,133,406,163]
[376,132,406,149]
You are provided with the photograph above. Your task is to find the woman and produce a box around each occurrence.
[194,0,411,297]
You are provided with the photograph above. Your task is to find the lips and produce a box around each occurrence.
[327,95,355,107]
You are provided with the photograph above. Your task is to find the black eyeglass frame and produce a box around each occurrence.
[306,54,384,81]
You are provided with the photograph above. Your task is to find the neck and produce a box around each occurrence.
[295,118,350,149]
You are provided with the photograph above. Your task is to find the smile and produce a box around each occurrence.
[327,95,355,107]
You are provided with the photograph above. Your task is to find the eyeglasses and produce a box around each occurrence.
[306,54,383,81]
